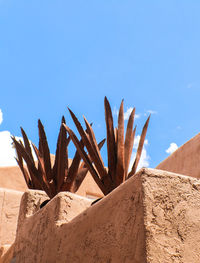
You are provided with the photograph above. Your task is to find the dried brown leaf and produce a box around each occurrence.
[70,167,88,193]
[128,115,150,178]
[15,157,32,188]
[63,124,107,194]
[32,144,54,198]
[124,108,135,177]
[20,127,34,162]
[12,137,42,189]
[55,125,67,191]
[116,100,124,185]
[68,108,107,180]
[38,120,52,181]
[83,117,107,179]
[104,97,116,181]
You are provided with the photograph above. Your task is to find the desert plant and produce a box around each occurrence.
[63,97,150,195]
[12,117,105,199]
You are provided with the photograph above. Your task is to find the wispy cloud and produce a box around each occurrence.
[166,143,178,155]
[124,107,140,120]
[113,106,140,120]
[146,110,157,115]
[113,106,119,117]
[0,109,3,125]
[0,130,36,167]
[124,107,133,120]
[129,135,150,171]
[144,110,157,117]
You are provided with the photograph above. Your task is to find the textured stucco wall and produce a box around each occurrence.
[13,168,200,263]
[157,133,200,179]
[0,164,103,198]
[0,188,23,246]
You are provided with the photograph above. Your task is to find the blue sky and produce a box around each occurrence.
[0,1,200,168]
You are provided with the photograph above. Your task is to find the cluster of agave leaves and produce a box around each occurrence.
[12,97,150,199]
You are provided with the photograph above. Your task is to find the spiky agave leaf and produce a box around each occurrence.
[38,120,52,182]
[15,157,32,188]
[13,136,31,188]
[66,97,150,196]
[68,108,107,181]
[32,143,54,198]
[83,117,107,179]
[12,137,42,189]
[71,167,88,192]
[71,138,106,192]
[128,115,150,178]
[62,123,107,194]
[124,109,135,178]
[61,124,105,192]
[13,115,98,199]
[55,125,68,191]
[62,149,82,191]
[116,100,124,186]
[104,97,116,182]
[20,127,35,163]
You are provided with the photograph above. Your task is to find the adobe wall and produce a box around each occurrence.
[76,172,103,197]
[157,133,200,179]
[13,168,200,263]
[0,167,27,192]
[0,165,103,199]
[0,162,103,258]
[0,188,23,247]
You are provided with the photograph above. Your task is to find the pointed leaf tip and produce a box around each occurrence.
[61,116,66,124]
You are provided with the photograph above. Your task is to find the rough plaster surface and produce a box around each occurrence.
[0,244,14,263]
[13,168,200,263]
[14,190,92,262]
[16,189,48,224]
[0,188,23,246]
[157,132,200,179]
[143,169,200,263]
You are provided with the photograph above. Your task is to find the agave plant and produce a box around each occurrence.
[12,117,105,199]
[63,97,150,196]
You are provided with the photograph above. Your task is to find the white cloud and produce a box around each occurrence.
[0,109,3,125]
[0,131,19,166]
[0,130,36,167]
[113,106,140,120]
[113,106,119,117]
[147,110,157,115]
[166,143,178,155]
[144,110,157,117]
[129,135,150,172]
[124,107,133,120]
[124,107,140,120]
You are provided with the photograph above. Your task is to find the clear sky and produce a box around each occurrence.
[0,1,200,168]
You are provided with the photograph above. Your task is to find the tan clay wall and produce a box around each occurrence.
[157,133,200,179]
[0,163,103,198]
[76,171,103,198]
[0,188,23,246]
[14,172,145,263]
[0,167,27,192]
[13,168,200,263]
